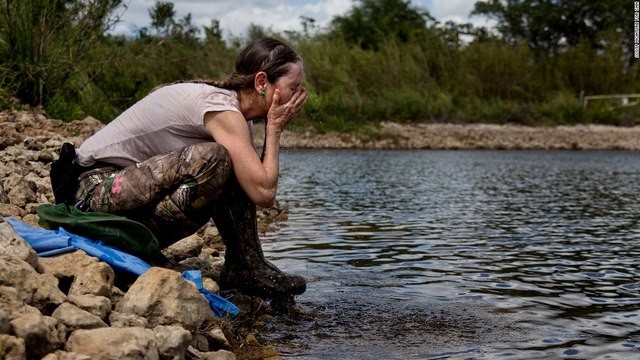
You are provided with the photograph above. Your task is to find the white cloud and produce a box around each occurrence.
[111,0,351,37]
[425,0,476,18]
[110,0,491,38]
[423,0,494,28]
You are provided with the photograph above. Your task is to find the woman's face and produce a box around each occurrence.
[267,62,304,106]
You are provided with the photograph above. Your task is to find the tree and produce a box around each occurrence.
[300,16,317,37]
[330,0,434,50]
[472,0,628,58]
[146,1,199,42]
[203,19,223,44]
[149,1,176,36]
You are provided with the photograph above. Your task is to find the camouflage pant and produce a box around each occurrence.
[76,142,232,248]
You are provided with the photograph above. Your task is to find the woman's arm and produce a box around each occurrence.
[204,89,307,207]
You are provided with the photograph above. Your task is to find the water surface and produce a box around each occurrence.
[262,150,640,359]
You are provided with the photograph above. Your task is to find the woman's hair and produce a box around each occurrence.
[167,38,302,91]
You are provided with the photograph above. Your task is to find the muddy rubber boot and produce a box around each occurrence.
[212,184,306,299]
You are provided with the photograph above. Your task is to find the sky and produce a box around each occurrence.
[110,0,494,39]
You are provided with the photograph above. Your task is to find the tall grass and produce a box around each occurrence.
[294,33,639,130]
[0,0,121,110]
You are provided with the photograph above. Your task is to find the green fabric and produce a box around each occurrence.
[36,203,166,264]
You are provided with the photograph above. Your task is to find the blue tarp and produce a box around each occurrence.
[5,217,239,317]
[183,270,240,317]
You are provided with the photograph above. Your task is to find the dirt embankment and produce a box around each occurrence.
[5,108,639,151]
[261,122,640,151]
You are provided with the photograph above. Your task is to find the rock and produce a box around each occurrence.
[39,251,115,299]
[200,246,220,258]
[264,348,282,359]
[20,213,41,228]
[23,137,43,151]
[9,312,65,358]
[108,311,148,328]
[153,325,192,360]
[24,171,53,197]
[0,255,66,314]
[203,277,220,295]
[200,225,221,249]
[204,326,230,350]
[118,267,214,331]
[0,309,9,334]
[39,251,101,278]
[191,333,209,352]
[0,203,25,218]
[66,327,159,359]
[0,334,26,359]
[110,286,126,308]
[0,184,9,203]
[178,256,221,280]
[0,219,41,271]
[41,350,92,360]
[188,346,238,360]
[4,173,38,208]
[52,302,108,331]
[199,349,236,360]
[68,262,114,298]
[0,286,41,321]
[67,294,111,321]
[161,234,204,262]
[245,333,259,346]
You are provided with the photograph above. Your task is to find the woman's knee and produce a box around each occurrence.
[189,142,231,168]
[182,142,233,202]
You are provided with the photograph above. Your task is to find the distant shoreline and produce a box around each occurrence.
[253,122,640,151]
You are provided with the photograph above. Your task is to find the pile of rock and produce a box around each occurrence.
[263,120,640,150]
[0,109,281,359]
[0,239,234,359]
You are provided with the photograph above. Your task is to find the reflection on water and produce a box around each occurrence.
[262,150,640,359]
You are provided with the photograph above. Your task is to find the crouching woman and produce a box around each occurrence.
[71,38,308,300]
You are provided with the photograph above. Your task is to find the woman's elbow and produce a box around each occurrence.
[254,189,276,208]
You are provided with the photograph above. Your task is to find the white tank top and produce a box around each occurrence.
[76,83,241,167]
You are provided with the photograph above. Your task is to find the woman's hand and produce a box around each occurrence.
[266,88,308,133]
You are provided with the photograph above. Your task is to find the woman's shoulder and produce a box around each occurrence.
[153,82,238,108]
[198,85,240,111]
[160,82,233,95]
